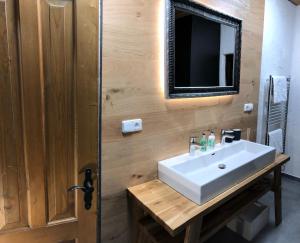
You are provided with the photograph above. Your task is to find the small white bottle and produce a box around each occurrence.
[207,131,216,150]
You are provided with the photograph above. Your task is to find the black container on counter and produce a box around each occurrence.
[233,129,241,141]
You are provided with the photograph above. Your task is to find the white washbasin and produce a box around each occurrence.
[158,140,276,205]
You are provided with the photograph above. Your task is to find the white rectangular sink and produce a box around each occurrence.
[158,140,276,205]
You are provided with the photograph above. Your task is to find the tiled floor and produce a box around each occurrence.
[206,176,300,243]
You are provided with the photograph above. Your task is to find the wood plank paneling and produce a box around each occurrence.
[0,0,28,231]
[18,0,47,228]
[41,0,76,222]
[102,0,265,242]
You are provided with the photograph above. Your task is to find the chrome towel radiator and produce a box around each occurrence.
[265,75,290,153]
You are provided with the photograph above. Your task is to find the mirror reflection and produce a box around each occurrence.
[175,9,236,88]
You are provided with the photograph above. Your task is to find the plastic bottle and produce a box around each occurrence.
[199,133,207,152]
[207,131,216,150]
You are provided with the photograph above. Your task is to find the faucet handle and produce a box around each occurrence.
[220,129,226,137]
[189,137,199,147]
[189,136,200,155]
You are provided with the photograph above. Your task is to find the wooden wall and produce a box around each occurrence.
[101,0,265,242]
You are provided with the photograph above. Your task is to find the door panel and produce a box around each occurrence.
[0,0,28,231]
[41,0,76,222]
[19,0,48,228]
[0,0,99,242]
[0,221,78,243]
[76,0,99,240]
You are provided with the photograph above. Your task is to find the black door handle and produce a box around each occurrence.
[68,168,94,210]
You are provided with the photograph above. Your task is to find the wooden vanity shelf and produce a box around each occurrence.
[128,154,290,243]
[199,178,272,242]
[137,217,185,243]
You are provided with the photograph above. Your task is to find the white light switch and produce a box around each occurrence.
[244,103,254,112]
[122,119,143,133]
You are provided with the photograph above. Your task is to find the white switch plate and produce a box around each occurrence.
[244,103,254,112]
[122,119,143,133]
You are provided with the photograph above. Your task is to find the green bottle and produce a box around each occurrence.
[207,130,216,150]
[199,133,207,152]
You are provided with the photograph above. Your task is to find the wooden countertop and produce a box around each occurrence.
[127,154,290,236]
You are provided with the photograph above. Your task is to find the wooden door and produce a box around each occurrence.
[0,0,99,242]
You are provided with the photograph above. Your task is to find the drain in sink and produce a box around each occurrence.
[218,163,226,169]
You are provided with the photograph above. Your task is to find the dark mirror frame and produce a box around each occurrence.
[166,0,242,98]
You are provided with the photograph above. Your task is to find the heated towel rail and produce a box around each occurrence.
[265,75,290,153]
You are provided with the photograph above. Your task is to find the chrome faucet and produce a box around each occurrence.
[189,136,200,153]
[221,135,231,145]
[220,129,234,145]
[189,136,198,147]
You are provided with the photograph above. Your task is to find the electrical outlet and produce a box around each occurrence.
[244,103,254,112]
[122,119,143,133]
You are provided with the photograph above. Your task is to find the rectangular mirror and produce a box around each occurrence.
[166,0,242,98]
